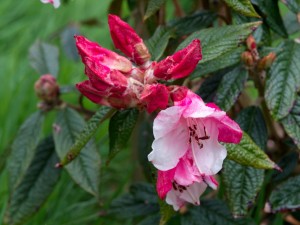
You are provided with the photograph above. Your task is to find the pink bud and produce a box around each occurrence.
[76,81,107,105]
[168,86,188,102]
[246,35,256,51]
[34,74,59,103]
[153,39,202,80]
[140,84,169,113]
[108,14,151,66]
[75,35,132,73]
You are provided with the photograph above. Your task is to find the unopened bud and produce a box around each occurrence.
[257,52,276,70]
[246,35,257,51]
[34,74,59,103]
[241,51,254,67]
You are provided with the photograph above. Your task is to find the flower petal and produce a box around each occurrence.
[156,169,175,199]
[166,189,185,211]
[179,182,207,206]
[76,81,107,105]
[108,14,151,65]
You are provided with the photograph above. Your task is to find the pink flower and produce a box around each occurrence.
[75,15,202,113]
[41,0,60,8]
[148,89,242,209]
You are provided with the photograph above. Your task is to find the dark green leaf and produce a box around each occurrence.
[265,40,300,120]
[176,22,261,63]
[222,159,264,217]
[190,46,244,79]
[268,175,300,212]
[53,107,100,197]
[215,66,248,111]
[252,0,288,37]
[8,111,44,189]
[138,214,160,225]
[29,40,59,77]
[108,109,139,163]
[281,96,300,149]
[284,11,300,35]
[6,136,61,225]
[145,26,173,61]
[60,25,80,61]
[224,0,260,18]
[271,151,298,182]
[236,106,268,150]
[58,107,113,166]
[181,199,256,225]
[168,11,217,36]
[282,0,300,14]
[225,132,277,170]
[144,0,166,20]
[108,183,159,218]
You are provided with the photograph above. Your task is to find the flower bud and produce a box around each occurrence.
[257,52,276,70]
[241,51,254,67]
[246,35,257,51]
[108,14,151,65]
[34,74,59,103]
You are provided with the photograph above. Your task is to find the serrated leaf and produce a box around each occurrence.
[8,111,44,189]
[60,25,80,61]
[283,0,300,14]
[176,22,261,64]
[138,214,160,225]
[181,199,256,225]
[144,0,166,20]
[280,96,300,149]
[215,66,248,111]
[59,107,113,166]
[108,183,159,218]
[108,109,139,163]
[265,40,300,120]
[225,132,276,169]
[145,26,173,61]
[236,106,268,150]
[224,0,260,18]
[268,175,300,212]
[190,46,245,79]
[252,0,288,37]
[168,11,217,36]
[53,107,100,197]
[29,40,59,77]
[6,136,61,225]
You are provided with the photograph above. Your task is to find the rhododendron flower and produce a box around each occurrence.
[75,15,202,113]
[41,0,60,8]
[148,89,242,209]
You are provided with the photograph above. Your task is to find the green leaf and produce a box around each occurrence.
[168,11,217,36]
[222,159,264,217]
[181,199,256,225]
[108,183,159,218]
[224,0,260,18]
[145,26,173,61]
[53,107,100,197]
[225,132,277,170]
[280,96,300,149]
[236,106,268,150]
[108,109,139,163]
[6,136,61,225]
[252,0,288,37]
[265,40,300,120]
[215,66,248,111]
[268,175,300,212]
[283,0,300,14]
[190,46,245,79]
[176,21,261,64]
[60,25,80,61]
[29,40,59,77]
[138,214,160,225]
[58,107,113,166]
[8,111,44,189]
[144,0,166,20]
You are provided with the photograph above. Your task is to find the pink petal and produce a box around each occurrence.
[156,169,175,199]
[203,175,218,190]
[178,182,207,206]
[140,84,169,113]
[108,14,151,65]
[76,81,108,105]
[169,86,189,102]
[153,39,202,80]
[75,35,132,73]
[165,189,185,211]
[148,122,189,171]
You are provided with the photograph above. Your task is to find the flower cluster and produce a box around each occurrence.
[75,15,202,113]
[75,15,242,211]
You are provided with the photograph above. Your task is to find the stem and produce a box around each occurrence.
[172,0,185,17]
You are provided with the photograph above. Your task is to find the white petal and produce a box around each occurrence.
[53,0,61,8]
[166,189,185,211]
[191,119,227,175]
[153,106,184,139]
[179,182,207,205]
[148,124,189,171]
